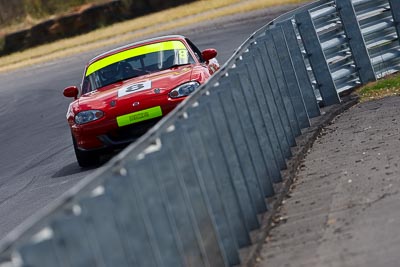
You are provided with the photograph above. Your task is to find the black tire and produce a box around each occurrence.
[72,135,101,167]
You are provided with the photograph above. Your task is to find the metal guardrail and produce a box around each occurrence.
[1,0,399,266]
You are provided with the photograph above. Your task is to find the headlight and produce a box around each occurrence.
[169,81,200,99]
[75,110,104,124]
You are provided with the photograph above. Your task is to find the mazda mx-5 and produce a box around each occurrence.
[63,35,219,167]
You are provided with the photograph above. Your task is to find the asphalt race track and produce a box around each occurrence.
[0,4,302,240]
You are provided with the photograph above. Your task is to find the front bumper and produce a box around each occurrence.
[71,101,180,151]
[97,117,161,149]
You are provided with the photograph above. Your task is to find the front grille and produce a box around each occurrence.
[106,117,161,143]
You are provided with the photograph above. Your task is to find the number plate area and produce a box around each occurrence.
[116,106,162,127]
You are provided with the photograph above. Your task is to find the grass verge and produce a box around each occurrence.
[0,0,307,73]
[357,73,400,102]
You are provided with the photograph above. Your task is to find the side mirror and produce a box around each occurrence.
[201,49,217,61]
[63,86,79,99]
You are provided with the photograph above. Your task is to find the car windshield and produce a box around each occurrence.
[82,40,195,93]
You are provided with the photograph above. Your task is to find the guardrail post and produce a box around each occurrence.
[104,174,159,266]
[336,0,376,84]
[252,45,289,169]
[240,50,283,183]
[125,159,187,267]
[127,148,213,267]
[80,195,131,266]
[50,215,100,266]
[180,118,241,266]
[264,30,302,138]
[157,126,232,266]
[228,59,281,186]
[295,11,341,106]
[257,34,297,149]
[389,0,400,45]
[206,76,268,213]
[243,63,282,184]
[185,99,252,248]
[244,50,286,178]
[19,239,63,267]
[270,26,311,129]
[157,130,228,267]
[279,19,321,118]
[229,69,274,200]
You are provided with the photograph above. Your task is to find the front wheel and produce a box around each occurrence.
[72,135,101,167]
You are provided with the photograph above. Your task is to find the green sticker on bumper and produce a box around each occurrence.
[116,106,162,127]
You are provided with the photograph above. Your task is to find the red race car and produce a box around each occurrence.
[63,35,219,167]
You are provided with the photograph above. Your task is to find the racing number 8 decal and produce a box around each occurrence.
[126,83,145,92]
[118,81,152,97]
[178,49,188,64]
[178,50,187,59]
